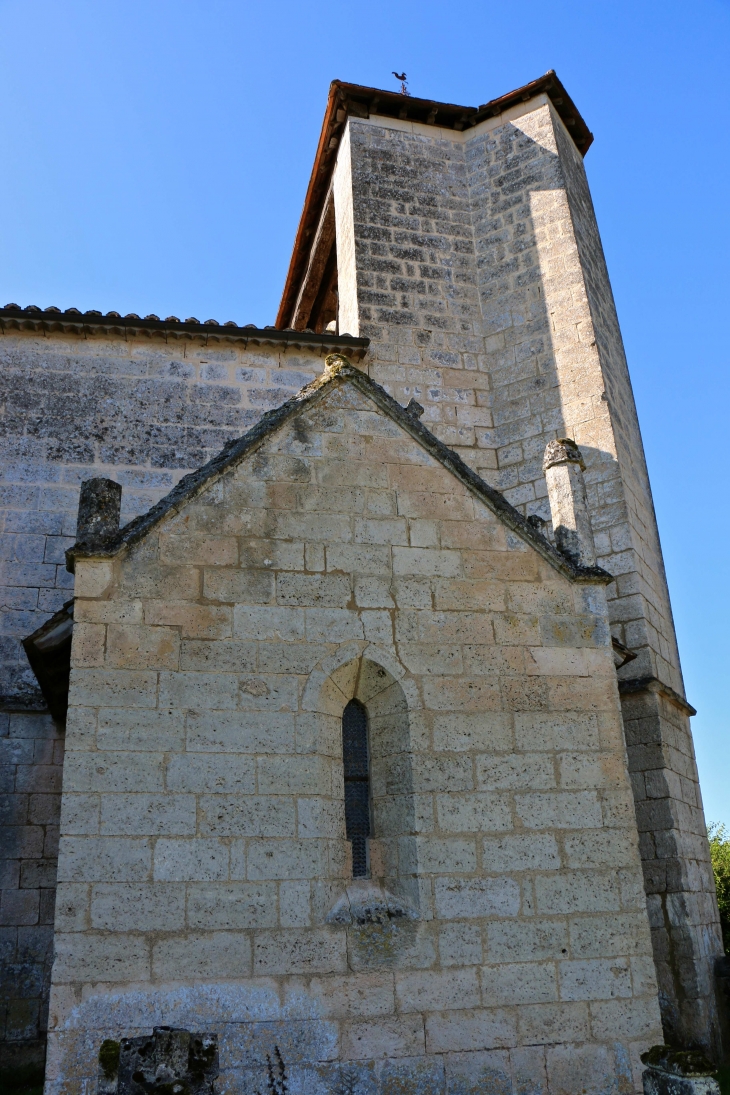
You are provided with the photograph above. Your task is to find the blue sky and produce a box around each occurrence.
[1,0,728,823]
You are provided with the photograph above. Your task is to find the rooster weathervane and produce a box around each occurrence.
[392,71,409,96]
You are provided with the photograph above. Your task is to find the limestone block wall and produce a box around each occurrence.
[47,379,662,1095]
[0,710,62,1068]
[0,328,354,702]
[337,100,678,688]
[621,686,722,1049]
[0,324,363,1073]
[462,101,723,1051]
[333,101,723,1049]
[339,114,485,453]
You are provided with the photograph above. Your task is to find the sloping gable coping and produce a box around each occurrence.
[65,356,612,586]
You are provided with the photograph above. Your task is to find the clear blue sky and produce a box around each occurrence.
[1,0,728,823]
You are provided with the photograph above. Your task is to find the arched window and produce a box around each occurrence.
[342,698,371,878]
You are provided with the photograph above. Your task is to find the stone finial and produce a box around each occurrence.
[76,478,122,547]
[542,438,596,568]
[324,353,351,375]
[543,436,586,472]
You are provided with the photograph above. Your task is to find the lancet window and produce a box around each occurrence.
[342,698,371,878]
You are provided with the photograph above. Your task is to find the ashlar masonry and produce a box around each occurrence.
[49,361,661,1094]
[0,70,724,1095]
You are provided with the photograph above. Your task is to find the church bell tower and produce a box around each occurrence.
[277,71,724,1055]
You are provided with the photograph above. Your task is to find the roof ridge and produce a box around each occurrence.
[66,354,612,586]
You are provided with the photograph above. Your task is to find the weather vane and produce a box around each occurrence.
[392,71,409,96]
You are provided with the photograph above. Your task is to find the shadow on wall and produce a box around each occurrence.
[0,709,63,1081]
[467,113,674,684]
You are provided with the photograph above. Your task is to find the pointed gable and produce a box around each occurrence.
[66,355,610,589]
[51,353,660,1088]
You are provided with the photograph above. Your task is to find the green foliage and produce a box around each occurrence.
[709,823,730,954]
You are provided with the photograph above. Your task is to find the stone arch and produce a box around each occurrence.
[302,644,422,912]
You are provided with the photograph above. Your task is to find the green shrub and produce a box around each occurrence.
[709,822,730,954]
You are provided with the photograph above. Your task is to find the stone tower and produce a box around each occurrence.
[276,72,723,1053]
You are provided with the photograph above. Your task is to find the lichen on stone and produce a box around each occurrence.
[641,1044,717,1077]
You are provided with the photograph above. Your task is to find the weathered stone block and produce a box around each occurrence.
[514,790,602,830]
[157,670,238,709]
[100,794,196,836]
[433,710,511,750]
[57,837,151,882]
[425,1007,516,1053]
[341,1014,424,1060]
[63,752,164,794]
[153,839,229,882]
[53,931,150,982]
[96,709,185,752]
[482,961,557,1006]
[395,968,480,1014]
[534,870,620,914]
[69,668,158,708]
[435,792,511,833]
[197,795,296,838]
[518,1000,590,1044]
[165,753,256,794]
[279,880,312,927]
[187,882,278,930]
[152,932,251,980]
[105,625,180,670]
[253,929,346,975]
[146,603,233,640]
[481,833,560,872]
[487,920,568,964]
[437,922,483,968]
[244,839,329,881]
[90,883,185,932]
[433,877,520,920]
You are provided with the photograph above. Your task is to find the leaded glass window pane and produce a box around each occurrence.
[342,699,371,877]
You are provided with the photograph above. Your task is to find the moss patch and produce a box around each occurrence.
[98,1038,121,1078]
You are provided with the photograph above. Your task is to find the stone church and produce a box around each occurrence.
[0,72,724,1094]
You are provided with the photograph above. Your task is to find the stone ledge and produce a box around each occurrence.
[618,676,697,717]
[325,882,419,926]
